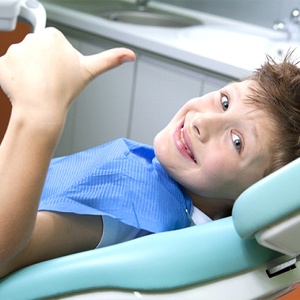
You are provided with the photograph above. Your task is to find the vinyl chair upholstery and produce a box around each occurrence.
[1,160,300,299]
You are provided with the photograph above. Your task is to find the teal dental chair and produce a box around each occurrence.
[0,2,300,299]
[0,157,300,299]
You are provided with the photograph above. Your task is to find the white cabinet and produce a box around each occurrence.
[54,28,135,156]
[202,75,229,95]
[129,55,204,144]
[70,40,134,152]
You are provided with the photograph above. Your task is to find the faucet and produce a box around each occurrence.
[136,0,148,11]
[291,8,300,23]
[273,8,300,41]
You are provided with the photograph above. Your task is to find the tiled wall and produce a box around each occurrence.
[156,0,300,29]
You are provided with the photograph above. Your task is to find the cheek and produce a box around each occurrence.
[198,153,265,199]
[202,151,230,178]
[191,153,237,197]
[200,156,228,186]
[153,130,168,161]
[154,129,178,174]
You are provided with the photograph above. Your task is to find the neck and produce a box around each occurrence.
[185,189,234,220]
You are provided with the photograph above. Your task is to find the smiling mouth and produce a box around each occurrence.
[180,126,197,163]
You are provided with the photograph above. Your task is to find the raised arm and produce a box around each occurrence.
[0,28,135,272]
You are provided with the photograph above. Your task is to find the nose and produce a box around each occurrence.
[191,112,227,143]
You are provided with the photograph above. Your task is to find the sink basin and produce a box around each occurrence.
[178,26,296,70]
[42,0,201,27]
[100,11,201,27]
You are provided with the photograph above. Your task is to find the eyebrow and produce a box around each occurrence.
[221,82,240,103]
[229,83,241,100]
[241,111,263,161]
[230,83,261,156]
[247,121,259,139]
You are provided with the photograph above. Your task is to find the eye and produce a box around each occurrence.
[231,133,242,152]
[221,94,229,111]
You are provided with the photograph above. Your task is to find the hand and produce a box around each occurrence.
[0,27,135,121]
[0,29,134,273]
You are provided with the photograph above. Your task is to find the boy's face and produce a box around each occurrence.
[154,80,272,201]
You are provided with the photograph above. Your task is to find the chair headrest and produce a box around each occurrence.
[233,157,300,240]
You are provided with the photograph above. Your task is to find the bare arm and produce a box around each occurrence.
[0,28,135,275]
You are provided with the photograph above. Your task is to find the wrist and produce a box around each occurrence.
[3,108,66,152]
[10,105,68,134]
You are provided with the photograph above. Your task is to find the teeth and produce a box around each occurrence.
[180,127,196,162]
[180,128,187,149]
[180,128,185,145]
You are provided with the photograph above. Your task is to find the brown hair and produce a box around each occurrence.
[246,50,300,176]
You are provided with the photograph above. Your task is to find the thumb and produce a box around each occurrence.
[81,48,136,81]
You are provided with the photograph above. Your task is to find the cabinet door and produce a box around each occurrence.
[130,55,203,145]
[202,76,230,95]
[55,35,135,156]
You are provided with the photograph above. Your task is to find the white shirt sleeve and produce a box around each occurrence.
[191,206,212,225]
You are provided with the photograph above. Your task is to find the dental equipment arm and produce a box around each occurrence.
[0,0,46,32]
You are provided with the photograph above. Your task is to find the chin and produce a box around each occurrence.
[153,130,165,156]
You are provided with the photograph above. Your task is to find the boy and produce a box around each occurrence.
[0,28,299,278]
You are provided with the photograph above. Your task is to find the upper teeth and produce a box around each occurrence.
[180,128,186,147]
[181,127,196,162]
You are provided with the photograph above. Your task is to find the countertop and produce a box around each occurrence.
[40,0,293,79]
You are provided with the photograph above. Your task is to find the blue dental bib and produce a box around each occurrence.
[39,138,192,233]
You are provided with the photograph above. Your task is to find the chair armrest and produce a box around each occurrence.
[0,217,281,300]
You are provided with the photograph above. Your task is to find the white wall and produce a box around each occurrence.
[156,0,300,29]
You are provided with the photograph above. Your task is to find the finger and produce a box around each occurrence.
[81,48,136,80]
